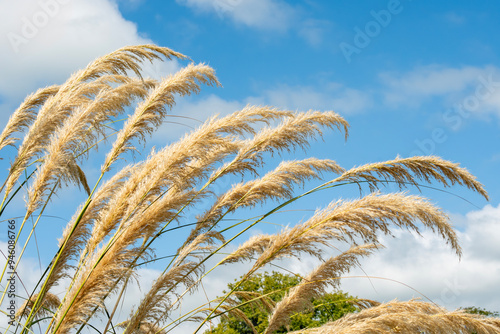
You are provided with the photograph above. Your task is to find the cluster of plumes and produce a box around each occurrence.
[1,45,186,207]
[289,300,500,334]
[0,44,493,334]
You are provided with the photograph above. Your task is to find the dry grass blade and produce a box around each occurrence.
[205,304,259,334]
[123,262,200,334]
[346,298,380,310]
[229,290,277,313]
[220,234,274,265]
[264,244,378,334]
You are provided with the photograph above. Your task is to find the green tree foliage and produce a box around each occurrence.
[206,271,358,334]
[462,306,500,317]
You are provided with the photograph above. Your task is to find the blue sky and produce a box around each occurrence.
[113,0,500,210]
[0,0,500,331]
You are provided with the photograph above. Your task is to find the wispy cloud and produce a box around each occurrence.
[379,65,500,118]
[247,83,372,115]
[176,0,297,32]
[444,11,466,25]
[175,0,334,46]
[380,65,488,104]
[297,19,333,47]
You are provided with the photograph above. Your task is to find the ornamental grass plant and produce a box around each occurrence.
[0,45,498,334]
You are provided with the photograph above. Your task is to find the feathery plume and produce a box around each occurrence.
[123,262,200,334]
[71,44,186,84]
[214,110,348,178]
[123,232,225,333]
[289,300,500,334]
[331,155,488,200]
[221,234,274,265]
[248,192,456,273]
[0,85,59,152]
[264,244,378,334]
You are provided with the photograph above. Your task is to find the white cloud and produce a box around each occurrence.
[380,65,487,105]
[176,0,297,32]
[0,0,180,104]
[247,83,372,115]
[175,0,331,46]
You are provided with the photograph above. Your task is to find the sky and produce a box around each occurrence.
[0,0,500,332]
